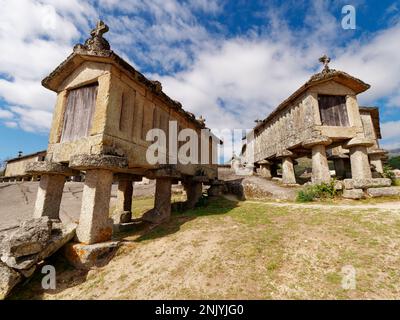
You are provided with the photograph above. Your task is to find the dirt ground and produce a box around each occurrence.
[2,177,400,300]
[6,194,400,300]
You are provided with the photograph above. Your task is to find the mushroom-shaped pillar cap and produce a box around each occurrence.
[343,137,375,149]
[302,136,332,148]
[276,150,295,159]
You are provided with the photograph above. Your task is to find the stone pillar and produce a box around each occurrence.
[114,178,133,222]
[369,154,384,174]
[303,136,332,184]
[343,138,374,180]
[282,157,296,184]
[311,144,331,184]
[349,146,372,179]
[184,180,203,209]
[142,178,172,224]
[259,160,272,179]
[33,174,66,219]
[76,169,114,244]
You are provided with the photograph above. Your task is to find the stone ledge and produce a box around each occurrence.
[344,178,392,190]
[343,189,365,200]
[276,150,294,159]
[302,136,332,148]
[146,166,181,179]
[69,154,128,171]
[343,137,375,148]
[25,161,78,176]
[368,149,388,156]
[367,187,400,198]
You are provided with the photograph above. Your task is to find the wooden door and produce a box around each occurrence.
[318,95,349,126]
[61,84,98,143]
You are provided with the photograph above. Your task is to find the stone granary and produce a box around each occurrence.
[0,151,46,183]
[244,55,389,189]
[26,21,220,245]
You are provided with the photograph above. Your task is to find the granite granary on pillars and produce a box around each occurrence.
[25,21,220,245]
[243,55,391,198]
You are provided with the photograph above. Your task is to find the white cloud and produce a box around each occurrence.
[4,121,18,129]
[0,109,14,119]
[0,0,92,133]
[381,121,400,140]
[0,0,399,156]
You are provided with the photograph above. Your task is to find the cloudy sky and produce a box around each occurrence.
[0,0,399,161]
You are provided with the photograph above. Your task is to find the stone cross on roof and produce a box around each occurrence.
[319,54,331,71]
[74,20,111,53]
[90,20,109,38]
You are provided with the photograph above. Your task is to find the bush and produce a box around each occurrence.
[383,165,395,184]
[296,180,338,203]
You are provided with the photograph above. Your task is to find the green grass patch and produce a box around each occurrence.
[297,180,338,202]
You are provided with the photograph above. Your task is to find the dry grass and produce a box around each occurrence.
[10,197,400,300]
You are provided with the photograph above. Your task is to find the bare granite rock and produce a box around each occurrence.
[367,187,400,198]
[63,241,120,270]
[0,262,22,300]
[1,217,52,258]
[342,189,365,200]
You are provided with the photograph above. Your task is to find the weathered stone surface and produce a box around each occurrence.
[367,187,400,198]
[311,144,331,184]
[33,174,66,219]
[344,137,375,148]
[0,262,22,300]
[281,157,296,185]
[207,184,225,197]
[1,254,38,270]
[334,180,344,191]
[69,154,128,171]
[183,180,203,210]
[112,211,132,225]
[1,217,52,258]
[38,222,77,260]
[76,169,114,244]
[344,178,392,190]
[115,179,133,215]
[302,136,332,148]
[142,178,172,224]
[63,241,120,270]
[349,145,372,179]
[25,161,78,176]
[343,189,365,200]
[18,265,37,278]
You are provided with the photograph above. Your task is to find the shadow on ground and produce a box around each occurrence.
[7,196,240,300]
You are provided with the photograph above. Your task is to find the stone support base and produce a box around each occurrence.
[33,174,66,219]
[142,178,172,224]
[76,169,114,244]
[311,144,331,184]
[282,157,296,185]
[114,178,133,222]
[369,154,384,175]
[184,180,203,209]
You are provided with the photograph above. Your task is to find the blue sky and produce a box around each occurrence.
[0,0,399,162]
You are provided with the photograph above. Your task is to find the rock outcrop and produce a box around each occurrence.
[0,217,76,299]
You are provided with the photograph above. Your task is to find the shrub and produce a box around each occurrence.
[383,165,395,184]
[296,180,338,203]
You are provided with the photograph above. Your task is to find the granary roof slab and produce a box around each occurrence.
[254,63,371,132]
[42,21,206,130]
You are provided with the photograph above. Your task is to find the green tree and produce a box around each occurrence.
[388,156,400,169]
